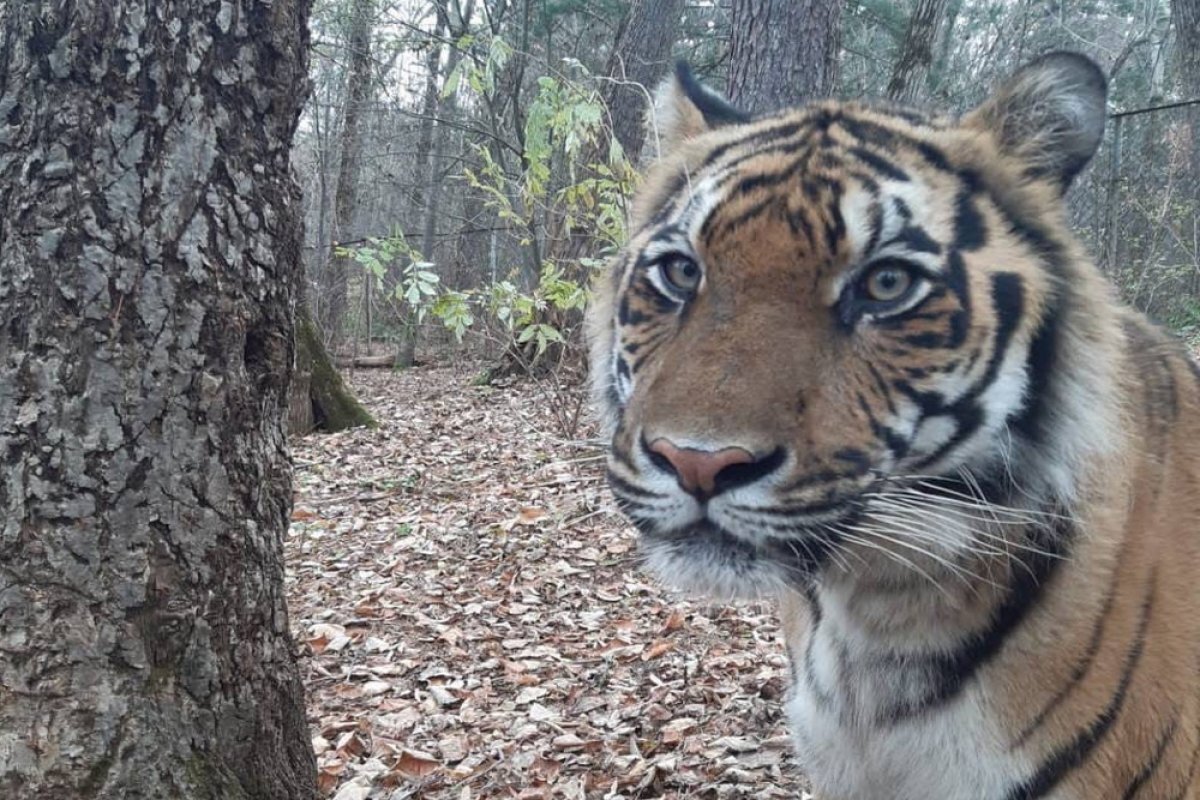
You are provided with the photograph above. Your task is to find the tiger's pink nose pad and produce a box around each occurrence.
[646,438,757,496]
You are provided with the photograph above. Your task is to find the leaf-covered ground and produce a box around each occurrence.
[288,365,811,799]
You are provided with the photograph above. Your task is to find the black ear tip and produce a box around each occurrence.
[671,61,752,127]
[674,60,704,97]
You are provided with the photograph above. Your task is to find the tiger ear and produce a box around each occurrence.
[646,62,750,159]
[964,51,1107,191]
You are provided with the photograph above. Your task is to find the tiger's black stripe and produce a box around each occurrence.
[910,272,1024,469]
[1002,572,1156,800]
[605,468,665,501]
[865,363,898,415]
[953,178,989,251]
[628,332,670,373]
[883,223,942,255]
[876,516,1071,726]
[858,395,911,460]
[608,431,641,474]
[700,119,809,171]
[1119,717,1179,799]
[701,194,785,246]
[1012,566,1120,747]
[785,202,817,246]
[802,603,837,711]
[1165,735,1200,800]
[849,146,911,183]
[864,197,885,254]
[1010,289,1063,445]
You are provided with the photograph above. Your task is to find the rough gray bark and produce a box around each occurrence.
[1173,0,1199,93]
[326,0,375,344]
[1172,0,1200,186]
[886,0,949,103]
[1171,0,1200,296]
[604,0,685,163]
[0,1,317,798]
[727,0,844,113]
[295,312,376,433]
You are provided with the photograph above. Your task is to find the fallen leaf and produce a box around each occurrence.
[394,748,441,777]
[642,639,673,660]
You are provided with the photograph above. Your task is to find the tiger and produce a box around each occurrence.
[585,52,1200,799]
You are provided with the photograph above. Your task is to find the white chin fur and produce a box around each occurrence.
[640,536,788,602]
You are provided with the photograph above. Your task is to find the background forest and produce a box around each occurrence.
[2,1,1198,799]
[281,3,1200,797]
[299,0,1200,423]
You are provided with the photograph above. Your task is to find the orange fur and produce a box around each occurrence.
[588,55,1200,798]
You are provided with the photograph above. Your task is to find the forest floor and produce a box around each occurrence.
[287,364,811,800]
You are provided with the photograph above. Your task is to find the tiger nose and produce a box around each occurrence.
[644,437,779,498]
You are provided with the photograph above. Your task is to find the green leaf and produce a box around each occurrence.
[608,136,625,167]
[441,62,463,98]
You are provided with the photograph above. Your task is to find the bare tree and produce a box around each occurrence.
[727,0,844,112]
[0,0,316,797]
[411,5,450,261]
[548,0,683,274]
[421,1,474,268]
[603,0,685,162]
[1172,0,1199,94]
[327,0,377,344]
[392,3,450,368]
[887,0,949,103]
[1172,0,1200,184]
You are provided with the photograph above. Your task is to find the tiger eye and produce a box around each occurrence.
[660,257,702,295]
[863,264,914,302]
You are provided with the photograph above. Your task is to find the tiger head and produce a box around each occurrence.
[587,53,1117,599]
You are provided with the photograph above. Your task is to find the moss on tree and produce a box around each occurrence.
[295,312,377,432]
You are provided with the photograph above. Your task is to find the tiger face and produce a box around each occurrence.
[588,54,1109,599]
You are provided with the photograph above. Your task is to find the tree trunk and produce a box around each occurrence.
[420,1,468,267]
[727,0,844,113]
[0,1,316,798]
[399,6,449,368]
[295,0,378,425]
[326,0,376,346]
[294,312,377,433]
[930,0,963,98]
[1171,0,1200,298]
[403,0,473,369]
[546,0,682,278]
[395,1,460,369]
[886,0,949,103]
[310,95,333,315]
[604,0,684,164]
[1171,0,1199,186]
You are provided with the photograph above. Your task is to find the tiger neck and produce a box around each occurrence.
[799,284,1132,713]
